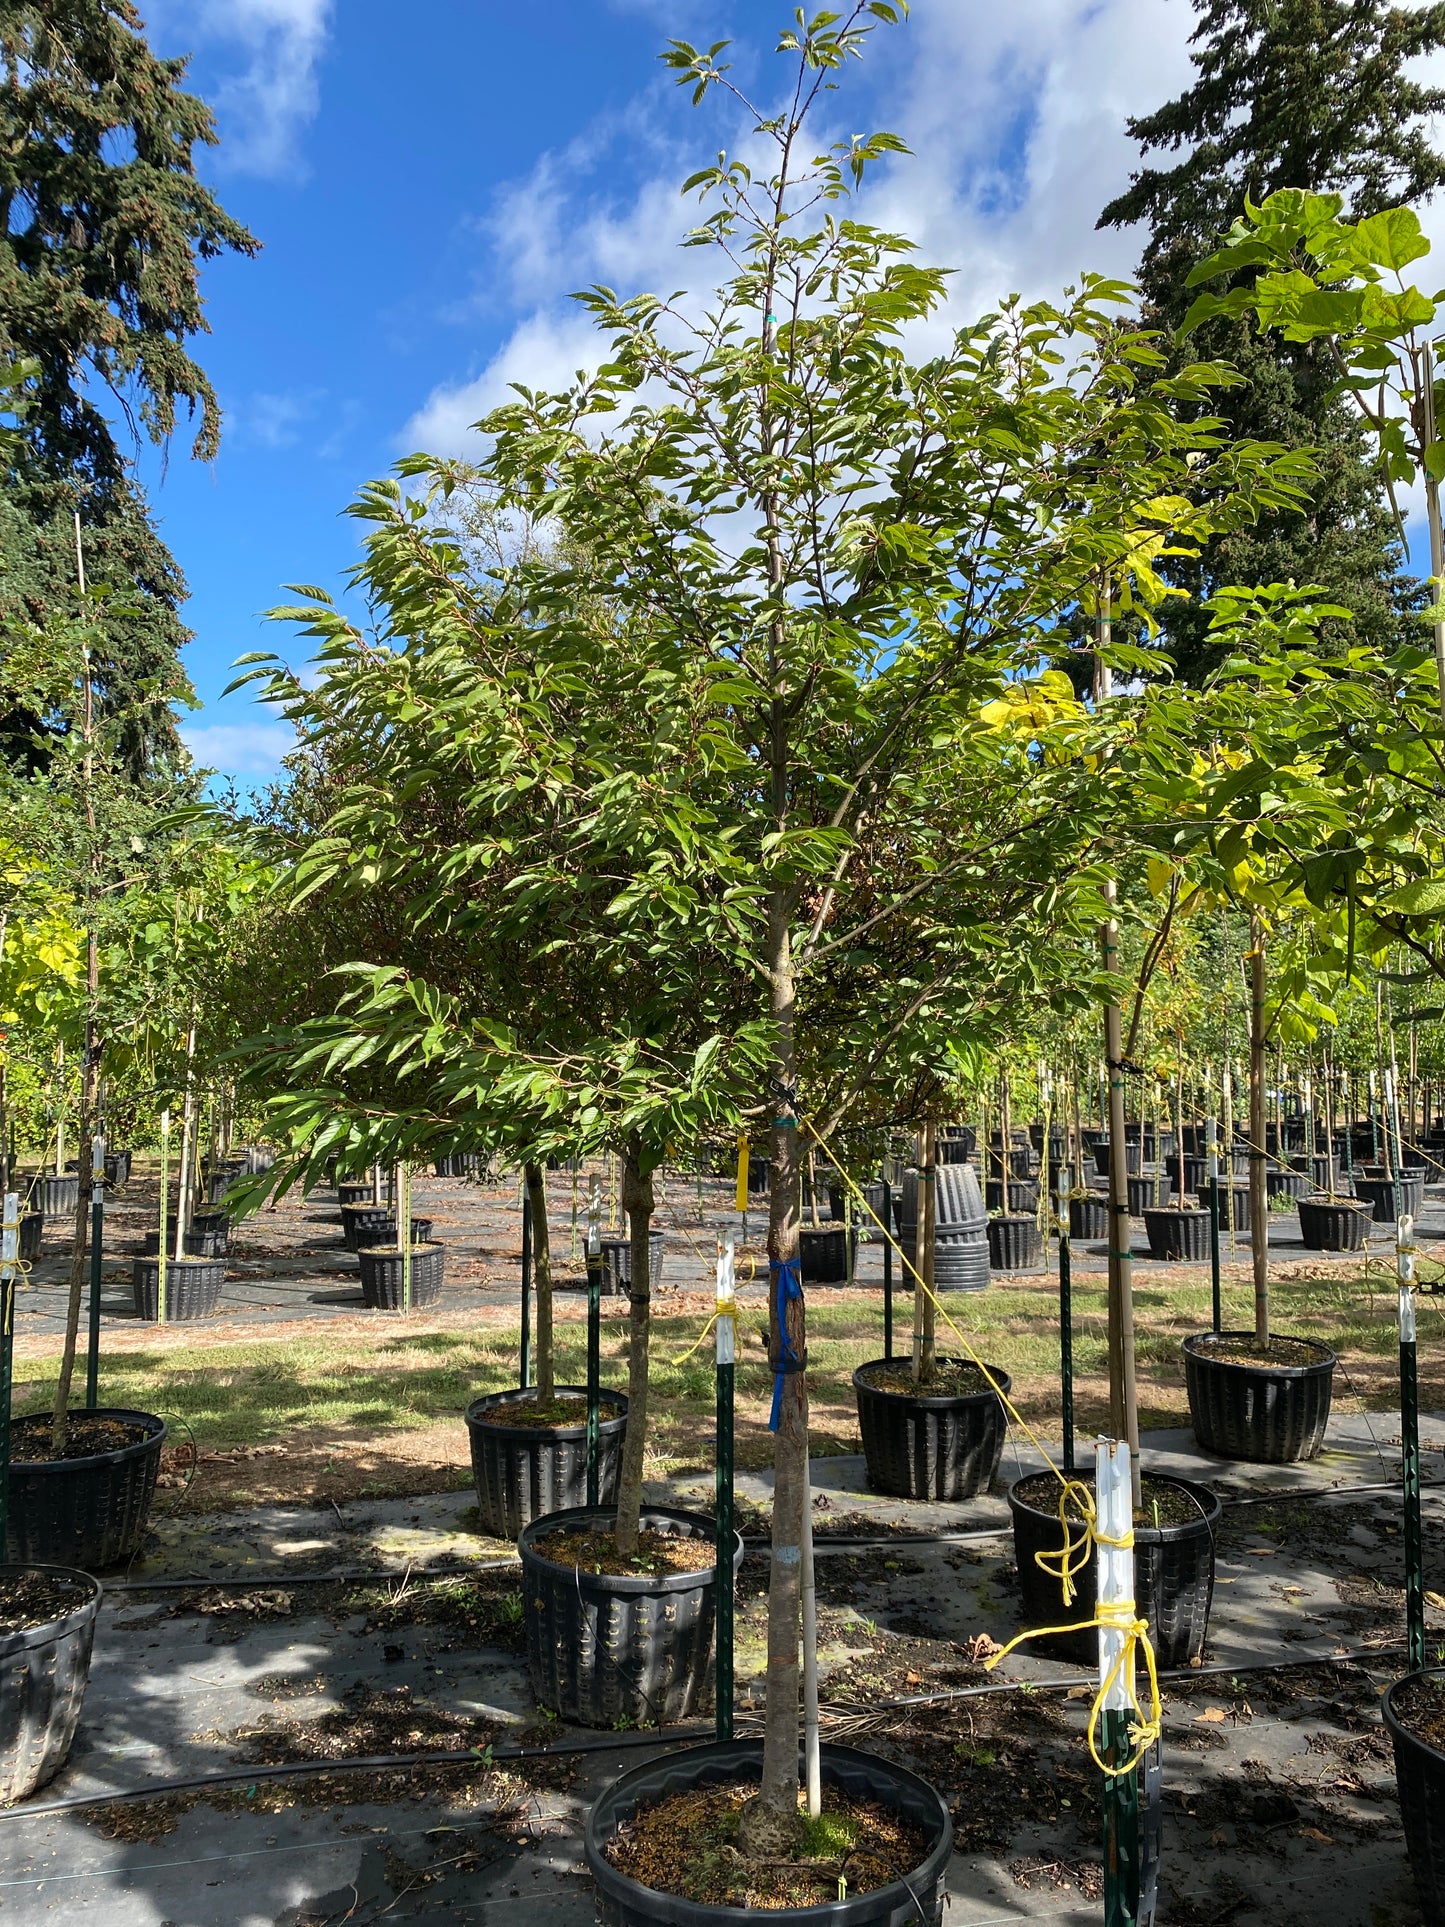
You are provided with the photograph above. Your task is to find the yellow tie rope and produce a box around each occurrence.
[798,1118,1162,1778]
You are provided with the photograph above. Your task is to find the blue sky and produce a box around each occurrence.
[128,1,1218,786]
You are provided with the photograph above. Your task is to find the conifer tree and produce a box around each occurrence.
[0,1,259,774]
[1101,0,1445,676]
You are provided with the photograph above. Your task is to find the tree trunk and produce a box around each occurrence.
[915,1119,936,1384]
[1250,911,1269,1346]
[51,1021,99,1455]
[523,1162,554,1403]
[612,1144,654,1557]
[739,892,807,1858]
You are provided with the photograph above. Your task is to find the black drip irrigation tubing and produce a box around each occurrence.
[0,1643,1405,1825]
[95,1478,1445,1592]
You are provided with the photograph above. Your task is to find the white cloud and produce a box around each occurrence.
[180,718,296,776]
[403,0,1197,451]
[151,0,332,177]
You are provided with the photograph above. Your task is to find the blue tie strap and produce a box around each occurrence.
[768,1255,806,1432]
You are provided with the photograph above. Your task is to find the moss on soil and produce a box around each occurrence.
[529,1525,711,1578]
[478,1395,620,1430]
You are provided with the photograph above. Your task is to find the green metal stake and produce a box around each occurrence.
[1059,1230,1075,1472]
[401,1162,413,1314]
[715,1236,736,1741]
[585,1180,601,1506]
[882,1178,893,1359]
[1400,1276,1425,1672]
[1206,1118,1221,1336]
[157,1109,169,1326]
[519,1185,532,1390]
[86,1132,104,1408]
[0,1191,17,1556]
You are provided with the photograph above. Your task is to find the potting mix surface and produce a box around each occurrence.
[1011,1469,1208,1527]
[479,1395,620,1430]
[10,1412,144,1462]
[856,1357,998,1398]
[606,1781,929,1908]
[0,1569,92,1633]
[1193,1335,1332,1368]
[1389,1671,1445,1751]
[529,1524,712,1577]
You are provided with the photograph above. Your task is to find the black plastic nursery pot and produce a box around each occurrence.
[984,1178,1038,1214]
[17,1214,41,1262]
[6,1410,165,1569]
[340,1203,396,1251]
[520,1503,740,1729]
[1165,1153,1207,1195]
[1354,1171,1426,1223]
[598,1232,667,1298]
[1126,1172,1170,1215]
[986,1213,1040,1272]
[799,1224,856,1285]
[1287,1153,1333,1189]
[1008,1471,1221,1669]
[1195,1182,1251,1234]
[1068,1193,1109,1239]
[585,1739,953,1927]
[1091,1140,1141,1180]
[131,1255,224,1322]
[465,1386,629,1541]
[36,1176,78,1220]
[1383,1670,1445,1927]
[357,1240,445,1310]
[853,1356,1010,1502]
[1265,1166,1311,1205]
[337,1180,384,1207]
[1182,1331,1335,1463]
[827,1180,889,1229]
[1143,1207,1211,1262]
[0,1565,101,1803]
[1297,1195,1370,1252]
[353,1215,434,1250]
[103,1149,131,1188]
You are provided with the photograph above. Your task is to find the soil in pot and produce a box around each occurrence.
[521,1502,732,1727]
[529,1524,710,1578]
[0,1564,101,1804]
[465,1387,628,1541]
[1182,1330,1336,1463]
[853,1356,1010,1502]
[1384,1670,1445,1927]
[1010,1469,1220,1669]
[5,1409,165,1569]
[607,1780,928,1910]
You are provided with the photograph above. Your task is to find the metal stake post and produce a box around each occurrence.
[1206,1117,1221,1336]
[0,1192,16,1552]
[585,1181,602,1505]
[1059,1227,1075,1472]
[1098,1437,1142,1927]
[519,1184,532,1390]
[714,1237,736,1741]
[86,1131,104,1407]
[881,1178,893,1359]
[1400,1273,1426,1672]
[401,1162,413,1314]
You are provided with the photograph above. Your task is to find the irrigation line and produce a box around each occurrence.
[0,1644,1406,1826]
[96,1477,1445,1592]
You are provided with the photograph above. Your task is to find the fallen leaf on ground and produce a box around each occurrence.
[1298,1827,1333,1843]
[1195,1707,1228,1724]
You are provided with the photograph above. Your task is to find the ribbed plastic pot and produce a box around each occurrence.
[357,1240,445,1310]
[337,1181,385,1207]
[6,1411,165,1569]
[340,1204,395,1252]
[1383,1671,1445,1927]
[1008,1473,1220,1669]
[1069,1194,1109,1239]
[432,1154,482,1177]
[1182,1331,1335,1462]
[37,1176,78,1221]
[985,1178,1039,1214]
[987,1214,1040,1272]
[938,1135,974,1165]
[1196,1183,1251,1234]
[1091,1141,1141,1179]
[932,1226,991,1292]
[1287,1153,1333,1189]
[1297,1195,1370,1252]
[827,1180,888,1229]
[746,1155,770,1196]
[1006,1147,1038,1180]
[799,1224,855,1285]
[131,1256,224,1322]
[1354,1172,1426,1223]
[1265,1166,1311,1205]
[103,1150,131,1188]
[520,1503,739,1728]
[1144,1207,1211,1261]
[1126,1173,1171,1215]
[353,1215,434,1250]
[585,1739,953,1927]
[854,1356,1010,1501]
[598,1232,667,1298]
[465,1386,629,1541]
[1164,1154,1207,1194]
[142,1213,233,1258]
[0,1566,100,1802]
[18,1215,41,1262]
